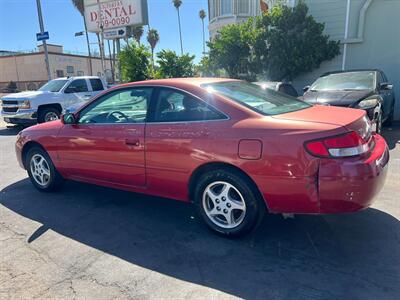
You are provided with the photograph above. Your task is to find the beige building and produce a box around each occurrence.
[0,44,116,91]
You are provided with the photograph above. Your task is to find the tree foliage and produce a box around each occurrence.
[254,3,340,80]
[208,2,340,81]
[156,50,195,78]
[132,26,144,45]
[208,19,259,80]
[118,43,151,82]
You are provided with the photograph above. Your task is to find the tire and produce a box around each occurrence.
[38,107,60,123]
[194,169,266,237]
[26,146,64,192]
[383,101,395,127]
[373,109,383,134]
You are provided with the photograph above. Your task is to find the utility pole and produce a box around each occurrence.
[96,0,106,77]
[36,0,51,81]
[83,20,93,76]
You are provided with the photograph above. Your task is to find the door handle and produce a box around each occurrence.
[125,139,140,147]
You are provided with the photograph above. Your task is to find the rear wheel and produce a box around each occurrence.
[194,169,265,237]
[38,107,60,123]
[26,146,64,192]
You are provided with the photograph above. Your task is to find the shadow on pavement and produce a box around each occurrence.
[1,179,399,299]
[382,121,400,150]
[0,125,24,136]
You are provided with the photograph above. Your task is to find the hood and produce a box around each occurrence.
[1,90,50,100]
[302,89,374,106]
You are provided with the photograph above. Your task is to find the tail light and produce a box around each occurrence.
[305,131,370,158]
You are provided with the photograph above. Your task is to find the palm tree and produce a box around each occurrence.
[132,26,144,45]
[147,29,160,69]
[71,0,93,75]
[199,9,206,54]
[172,0,183,55]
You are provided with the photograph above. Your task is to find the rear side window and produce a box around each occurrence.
[204,81,310,116]
[152,88,226,122]
[90,79,104,91]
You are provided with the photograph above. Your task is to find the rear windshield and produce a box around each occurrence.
[203,81,310,116]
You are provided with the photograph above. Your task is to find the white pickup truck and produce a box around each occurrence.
[0,76,107,125]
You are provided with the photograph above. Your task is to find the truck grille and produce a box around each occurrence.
[2,107,18,113]
[1,100,19,113]
[2,100,18,105]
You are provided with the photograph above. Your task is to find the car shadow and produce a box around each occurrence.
[0,125,24,136]
[382,121,400,150]
[1,179,399,299]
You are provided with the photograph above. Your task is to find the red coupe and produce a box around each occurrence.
[15,78,389,236]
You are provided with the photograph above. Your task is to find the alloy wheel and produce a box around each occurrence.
[44,111,59,122]
[30,154,51,187]
[202,181,246,229]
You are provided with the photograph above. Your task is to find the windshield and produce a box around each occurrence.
[310,71,375,91]
[203,81,310,116]
[38,79,68,92]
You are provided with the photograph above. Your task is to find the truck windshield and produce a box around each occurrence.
[38,79,68,92]
[203,81,310,116]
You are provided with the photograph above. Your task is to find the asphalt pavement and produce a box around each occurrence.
[1,119,399,299]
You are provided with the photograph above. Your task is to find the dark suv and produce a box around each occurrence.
[302,70,395,132]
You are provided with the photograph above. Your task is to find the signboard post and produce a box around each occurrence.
[35,0,51,81]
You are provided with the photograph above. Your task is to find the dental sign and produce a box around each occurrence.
[84,0,148,32]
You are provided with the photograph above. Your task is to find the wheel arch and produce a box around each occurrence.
[21,141,47,169]
[37,103,63,114]
[188,162,269,211]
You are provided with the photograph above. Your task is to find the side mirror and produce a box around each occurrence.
[303,85,310,92]
[379,82,393,90]
[61,113,77,124]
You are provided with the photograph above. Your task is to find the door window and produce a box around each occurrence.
[152,88,225,122]
[65,79,88,93]
[78,88,152,124]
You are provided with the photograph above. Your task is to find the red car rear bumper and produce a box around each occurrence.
[254,134,389,214]
[318,134,389,213]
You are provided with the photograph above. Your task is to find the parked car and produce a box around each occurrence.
[1,76,107,125]
[302,70,395,133]
[255,81,299,97]
[15,78,389,237]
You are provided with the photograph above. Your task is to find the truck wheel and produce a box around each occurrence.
[38,107,60,123]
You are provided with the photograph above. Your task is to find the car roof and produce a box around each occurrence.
[320,69,382,77]
[55,76,103,80]
[117,77,239,89]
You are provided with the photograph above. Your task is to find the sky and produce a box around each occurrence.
[0,0,209,62]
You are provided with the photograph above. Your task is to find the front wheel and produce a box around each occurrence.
[383,101,395,126]
[38,107,60,123]
[373,109,383,134]
[26,146,64,192]
[194,169,266,237]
